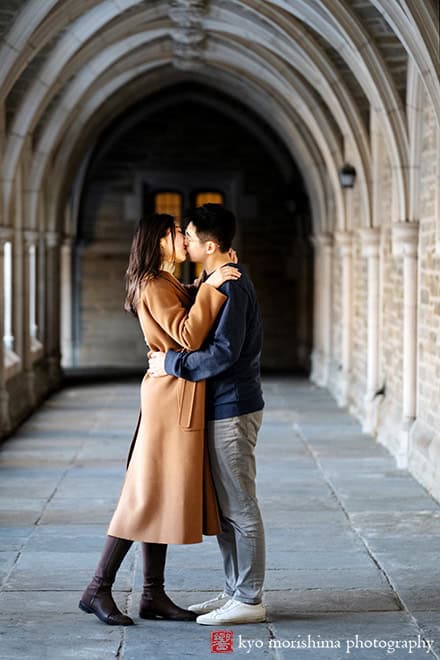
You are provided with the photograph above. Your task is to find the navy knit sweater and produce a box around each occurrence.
[164,264,264,420]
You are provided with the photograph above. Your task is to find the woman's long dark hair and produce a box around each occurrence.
[125,213,176,316]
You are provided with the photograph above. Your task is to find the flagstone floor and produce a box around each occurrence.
[1,377,440,659]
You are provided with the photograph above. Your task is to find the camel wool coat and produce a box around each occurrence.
[107,271,227,544]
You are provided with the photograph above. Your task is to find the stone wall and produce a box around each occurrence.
[409,92,440,498]
[375,139,404,454]
[78,251,145,368]
[417,97,440,430]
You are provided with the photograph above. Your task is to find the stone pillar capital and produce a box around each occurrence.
[392,221,419,258]
[359,227,381,258]
[311,232,333,250]
[23,229,38,247]
[335,231,353,256]
[0,227,12,244]
[61,235,75,248]
[45,231,60,248]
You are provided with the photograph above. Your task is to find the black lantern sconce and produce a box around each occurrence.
[338,163,356,188]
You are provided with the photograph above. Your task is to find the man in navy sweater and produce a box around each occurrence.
[148,204,266,625]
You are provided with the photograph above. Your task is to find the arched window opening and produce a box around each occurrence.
[154,192,183,277]
[154,192,182,221]
[193,192,225,278]
[195,192,224,207]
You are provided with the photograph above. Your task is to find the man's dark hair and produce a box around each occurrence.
[185,203,236,253]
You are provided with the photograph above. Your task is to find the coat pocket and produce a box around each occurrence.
[177,380,204,430]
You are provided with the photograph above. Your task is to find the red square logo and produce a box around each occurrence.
[211,630,234,653]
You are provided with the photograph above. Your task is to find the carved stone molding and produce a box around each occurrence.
[335,230,353,257]
[392,221,419,258]
[45,230,60,249]
[359,226,381,258]
[23,229,38,247]
[168,0,207,70]
[0,226,12,244]
[311,232,333,250]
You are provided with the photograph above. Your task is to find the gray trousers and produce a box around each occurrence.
[207,410,265,605]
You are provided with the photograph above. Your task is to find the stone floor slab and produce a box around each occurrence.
[0,378,439,659]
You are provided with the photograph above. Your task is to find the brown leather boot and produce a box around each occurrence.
[79,535,134,626]
[139,543,196,621]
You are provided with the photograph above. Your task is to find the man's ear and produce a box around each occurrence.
[205,240,217,254]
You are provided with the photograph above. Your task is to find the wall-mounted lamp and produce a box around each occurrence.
[338,163,356,189]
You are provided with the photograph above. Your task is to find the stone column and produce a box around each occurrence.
[38,232,46,348]
[392,222,419,467]
[321,234,333,386]
[61,238,73,368]
[335,231,353,407]
[311,236,322,384]
[23,230,37,407]
[0,229,11,433]
[297,237,313,368]
[46,231,62,387]
[360,227,381,433]
[311,233,333,386]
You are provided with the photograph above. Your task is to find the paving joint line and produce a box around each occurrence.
[0,408,103,594]
[293,421,404,604]
[293,420,440,659]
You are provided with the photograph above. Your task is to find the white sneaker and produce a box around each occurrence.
[196,598,266,625]
[188,592,230,614]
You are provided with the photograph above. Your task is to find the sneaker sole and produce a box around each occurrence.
[188,598,230,614]
[197,615,266,626]
[188,602,229,614]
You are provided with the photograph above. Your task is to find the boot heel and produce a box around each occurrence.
[79,600,94,614]
[139,610,158,620]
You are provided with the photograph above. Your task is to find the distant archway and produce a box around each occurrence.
[69,84,313,372]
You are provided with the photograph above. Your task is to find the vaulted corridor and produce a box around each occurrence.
[0,0,439,498]
[1,1,440,656]
[1,378,440,659]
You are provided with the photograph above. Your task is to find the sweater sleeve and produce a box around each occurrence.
[164,281,248,381]
[143,279,227,351]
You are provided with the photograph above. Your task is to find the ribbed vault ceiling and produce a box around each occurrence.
[0,0,438,234]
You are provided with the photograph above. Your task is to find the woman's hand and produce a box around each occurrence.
[205,265,241,289]
[192,271,206,288]
[147,351,166,377]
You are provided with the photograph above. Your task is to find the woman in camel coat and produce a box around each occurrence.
[79,213,240,627]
